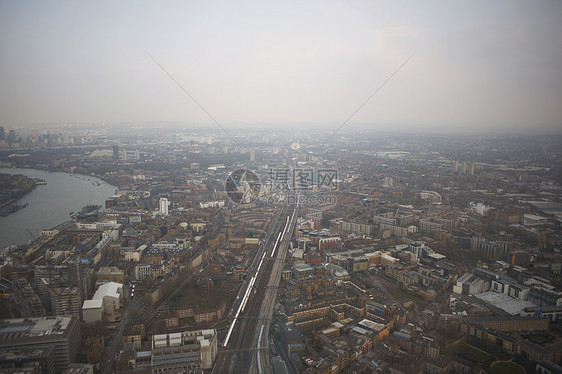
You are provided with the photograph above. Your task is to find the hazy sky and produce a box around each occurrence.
[1,1,561,133]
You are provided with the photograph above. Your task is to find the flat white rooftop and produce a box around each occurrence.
[476,291,536,315]
[82,299,103,309]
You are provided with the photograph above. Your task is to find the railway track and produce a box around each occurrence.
[213,201,297,373]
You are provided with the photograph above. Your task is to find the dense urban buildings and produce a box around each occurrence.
[0,127,561,374]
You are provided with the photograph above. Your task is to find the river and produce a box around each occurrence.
[0,168,116,248]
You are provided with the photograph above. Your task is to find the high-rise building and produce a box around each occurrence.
[0,316,81,374]
[35,260,94,313]
[159,198,170,216]
[383,176,393,188]
[121,149,140,161]
[65,258,94,302]
[112,145,119,161]
[7,129,16,144]
[34,265,67,308]
[31,129,38,144]
[48,287,82,318]
[250,149,256,161]
[0,126,5,140]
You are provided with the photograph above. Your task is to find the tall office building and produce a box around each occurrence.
[159,198,170,216]
[0,126,5,140]
[113,145,119,161]
[0,316,81,374]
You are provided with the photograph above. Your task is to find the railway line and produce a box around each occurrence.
[213,200,298,373]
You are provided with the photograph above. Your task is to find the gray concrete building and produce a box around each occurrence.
[0,316,81,374]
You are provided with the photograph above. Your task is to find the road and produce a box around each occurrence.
[212,200,297,374]
[99,310,129,374]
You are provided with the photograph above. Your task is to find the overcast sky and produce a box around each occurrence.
[1,1,561,133]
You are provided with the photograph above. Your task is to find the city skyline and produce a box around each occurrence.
[1,1,561,133]
[1,129,561,373]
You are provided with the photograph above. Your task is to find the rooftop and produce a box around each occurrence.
[0,316,73,340]
[475,291,536,315]
[93,282,122,300]
[82,299,103,309]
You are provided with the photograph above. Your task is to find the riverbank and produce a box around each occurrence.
[0,173,39,209]
[0,168,116,248]
[0,162,120,188]
[0,202,28,217]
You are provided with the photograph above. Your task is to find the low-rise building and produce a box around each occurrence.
[150,329,217,372]
[82,282,122,320]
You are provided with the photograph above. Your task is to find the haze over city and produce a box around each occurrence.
[1,3,562,374]
[1,1,562,133]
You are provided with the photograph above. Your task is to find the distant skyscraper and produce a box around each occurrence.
[383,176,393,188]
[159,198,170,216]
[7,130,16,144]
[113,145,119,161]
[250,149,256,161]
[0,126,4,140]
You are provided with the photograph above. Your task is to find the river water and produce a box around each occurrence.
[0,168,116,248]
